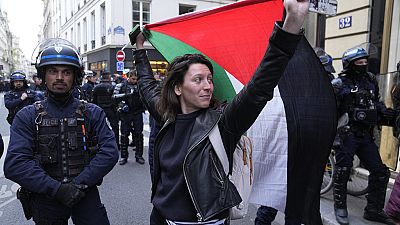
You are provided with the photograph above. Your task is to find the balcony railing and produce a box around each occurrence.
[91,40,95,49]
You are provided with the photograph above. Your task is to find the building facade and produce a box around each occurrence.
[0,9,13,78]
[0,7,34,79]
[41,0,237,76]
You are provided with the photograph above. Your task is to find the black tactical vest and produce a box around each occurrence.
[345,75,378,126]
[33,100,98,183]
[121,82,144,114]
[93,82,114,108]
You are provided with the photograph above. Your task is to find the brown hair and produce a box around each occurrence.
[157,54,217,122]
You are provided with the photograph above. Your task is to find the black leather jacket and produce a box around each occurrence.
[135,23,301,221]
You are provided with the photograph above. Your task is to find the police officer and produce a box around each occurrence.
[3,38,119,225]
[30,73,46,92]
[114,69,146,165]
[332,47,396,225]
[92,71,120,151]
[81,70,97,102]
[315,47,336,81]
[4,71,42,125]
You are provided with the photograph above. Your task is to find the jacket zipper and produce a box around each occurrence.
[210,154,224,185]
[182,114,222,222]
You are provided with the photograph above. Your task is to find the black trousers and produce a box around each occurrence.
[103,108,119,149]
[31,187,109,225]
[336,131,388,177]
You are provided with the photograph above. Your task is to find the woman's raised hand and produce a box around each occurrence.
[282,0,310,34]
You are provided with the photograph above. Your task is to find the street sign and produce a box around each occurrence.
[116,61,124,71]
[309,0,337,16]
[116,50,125,62]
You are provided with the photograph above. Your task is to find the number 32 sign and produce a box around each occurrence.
[339,16,352,29]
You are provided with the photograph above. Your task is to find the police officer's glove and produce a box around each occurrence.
[55,183,87,208]
[380,108,397,127]
[383,108,396,118]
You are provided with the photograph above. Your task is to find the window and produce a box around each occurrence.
[100,3,106,38]
[179,4,196,15]
[91,11,95,48]
[83,18,87,50]
[77,22,81,51]
[71,27,74,44]
[132,1,150,28]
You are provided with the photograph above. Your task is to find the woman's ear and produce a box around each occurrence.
[174,85,181,96]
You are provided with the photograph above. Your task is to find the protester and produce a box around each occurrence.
[30,74,46,92]
[3,38,119,225]
[248,47,338,225]
[134,0,309,224]
[386,174,400,225]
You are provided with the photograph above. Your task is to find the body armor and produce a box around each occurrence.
[338,74,379,127]
[33,101,98,183]
[349,88,377,125]
[93,82,115,109]
[119,82,145,114]
[5,89,38,124]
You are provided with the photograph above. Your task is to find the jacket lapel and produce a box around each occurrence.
[186,109,221,152]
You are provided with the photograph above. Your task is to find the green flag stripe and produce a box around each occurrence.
[144,29,236,102]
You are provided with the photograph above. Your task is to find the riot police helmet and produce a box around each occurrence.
[314,47,336,73]
[34,38,83,85]
[10,71,27,82]
[342,47,369,71]
[10,71,28,90]
[84,70,95,78]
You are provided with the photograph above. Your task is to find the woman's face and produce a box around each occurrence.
[174,63,213,114]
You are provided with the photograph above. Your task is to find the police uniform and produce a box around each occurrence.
[332,47,395,225]
[3,38,119,225]
[4,71,42,125]
[92,78,120,151]
[82,80,95,102]
[115,79,146,165]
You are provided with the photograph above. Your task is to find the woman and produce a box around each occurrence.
[135,0,309,224]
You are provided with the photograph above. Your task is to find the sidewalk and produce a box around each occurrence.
[272,178,396,225]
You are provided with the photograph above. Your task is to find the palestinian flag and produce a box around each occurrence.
[143,0,283,101]
[142,0,337,223]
